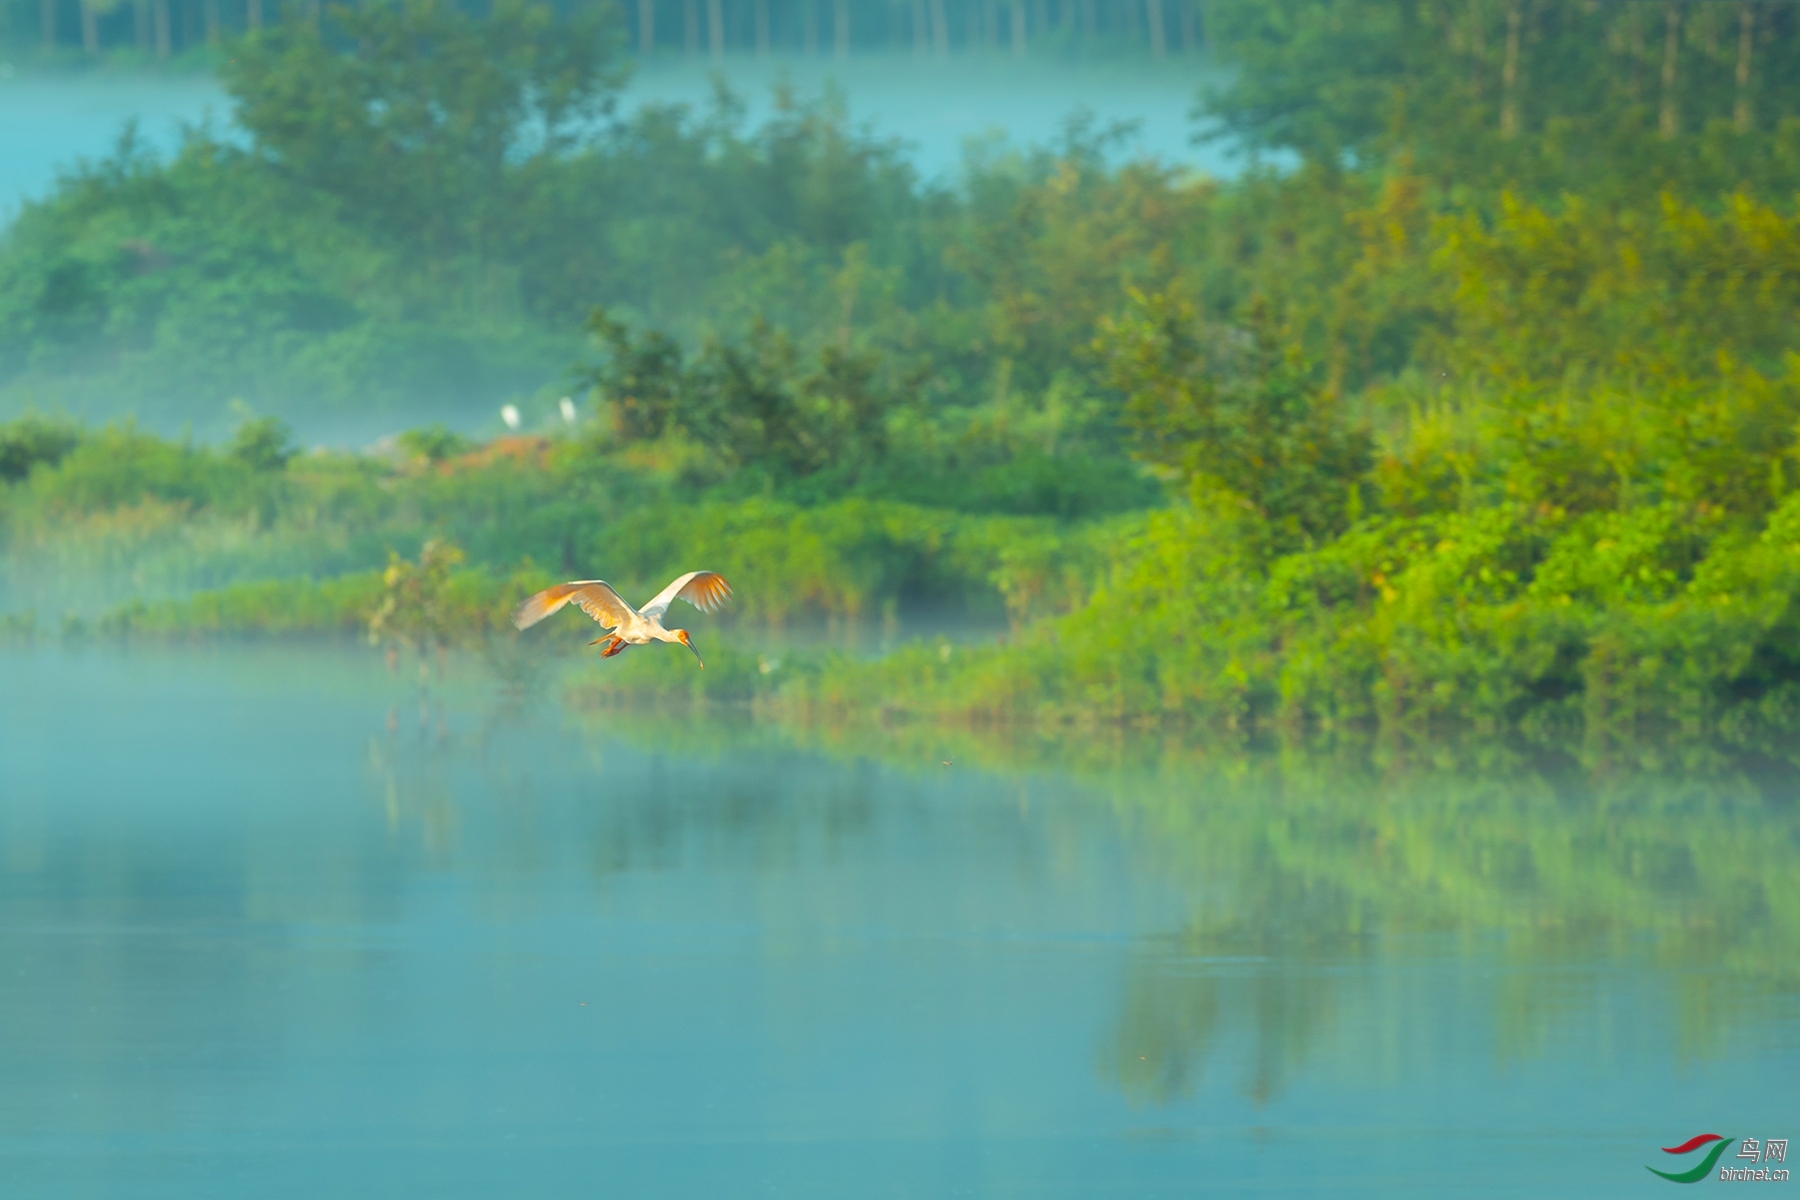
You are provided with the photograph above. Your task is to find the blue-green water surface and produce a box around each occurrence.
[0,645,1794,1197]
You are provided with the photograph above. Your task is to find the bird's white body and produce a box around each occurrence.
[511,570,732,667]
[610,606,687,648]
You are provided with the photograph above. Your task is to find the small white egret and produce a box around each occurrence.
[500,404,522,430]
[559,396,577,425]
[512,571,732,668]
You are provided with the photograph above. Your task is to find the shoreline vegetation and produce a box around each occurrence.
[7,2,1800,757]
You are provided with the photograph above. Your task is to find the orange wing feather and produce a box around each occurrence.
[680,571,732,613]
[511,580,635,631]
[640,570,732,619]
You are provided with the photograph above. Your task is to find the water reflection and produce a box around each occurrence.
[1091,755,1796,1120]
[0,644,1795,1197]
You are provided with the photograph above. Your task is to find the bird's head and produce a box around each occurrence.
[675,629,704,669]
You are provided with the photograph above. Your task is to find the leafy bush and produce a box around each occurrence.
[0,416,81,483]
[230,416,296,473]
[850,193,1800,748]
[1101,291,1372,550]
[397,426,474,464]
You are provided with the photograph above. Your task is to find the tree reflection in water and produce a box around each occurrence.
[1082,743,1799,1107]
[378,682,1800,1111]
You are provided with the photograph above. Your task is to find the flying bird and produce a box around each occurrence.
[512,571,732,668]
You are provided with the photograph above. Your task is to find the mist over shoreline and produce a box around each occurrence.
[1,50,1232,228]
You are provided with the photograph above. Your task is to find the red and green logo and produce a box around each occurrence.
[1649,1134,1735,1183]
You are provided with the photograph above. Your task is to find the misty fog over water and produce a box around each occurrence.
[1,52,1230,221]
[6,13,1800,1190]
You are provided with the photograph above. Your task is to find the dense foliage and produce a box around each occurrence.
[1205,0,1800,196]
[8,1,1800,751]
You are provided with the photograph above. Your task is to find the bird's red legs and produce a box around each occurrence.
[589,634,626,657]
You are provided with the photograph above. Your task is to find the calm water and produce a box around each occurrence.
[0,644,1795,1197]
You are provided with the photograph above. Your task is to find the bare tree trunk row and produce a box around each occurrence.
[24,0,1222,62]
[1446,1,1785,141]
[619,0,1206,57]
[54,0,233,54]
[60,0,1162,61]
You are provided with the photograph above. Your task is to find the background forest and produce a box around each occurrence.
[5,0,1800,753]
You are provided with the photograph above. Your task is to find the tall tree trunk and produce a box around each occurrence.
[929,0,947,53]
[1031,0,1046,41]
[1123,0,1138,40]
[801,0,816,52]
[832,0,847,56]
[638,0,654,52]
[1734,2,1754,132]
[154,0,170,56]
[1468,0,1485,104]
[41,0,55,50]
[1500,1,1520,137]
[707,0,723,59]
[204,0,218,43]
[1625,2,1643,104]
[80,0,97,52]
[982,0,995,46]
[685,0,699,53]
[1659,1,1679,139]
[135,0,150,47]
[910,0,926,51]
[245,0,261,32]
[1080,0,1095,44]
[1145,0,1164,56]
[1177,0,1194,52]
[1009,0,1024,53]
[753,0,768,54]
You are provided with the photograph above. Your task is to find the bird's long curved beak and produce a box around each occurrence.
[684,635,705,669]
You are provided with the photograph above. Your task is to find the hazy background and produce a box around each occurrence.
[1,53,1234,220]
[0,0,1240,444]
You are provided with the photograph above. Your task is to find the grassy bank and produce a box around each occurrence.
[8,3,1800,749]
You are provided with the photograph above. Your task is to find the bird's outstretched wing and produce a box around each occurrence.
[639,571,732,620]
[512,581,636,631]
